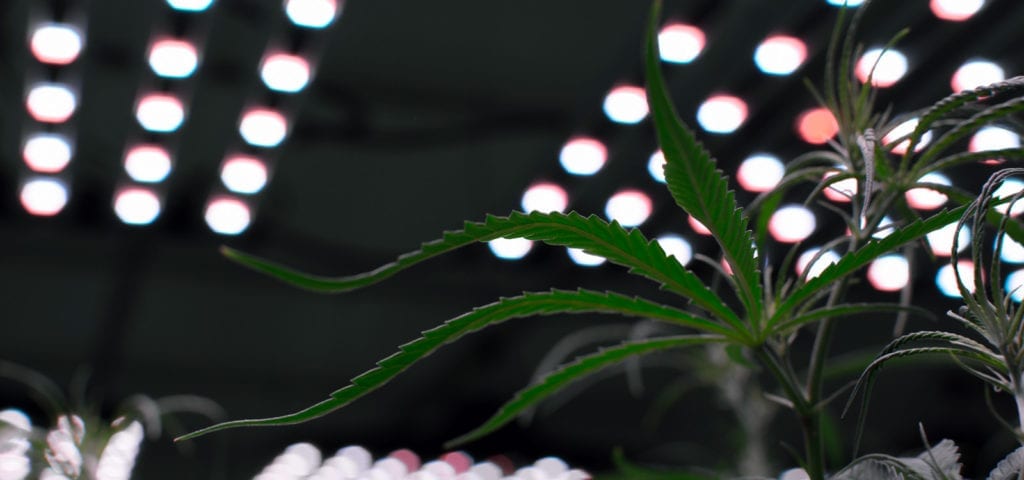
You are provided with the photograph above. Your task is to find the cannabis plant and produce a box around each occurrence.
[178,1,1024,478]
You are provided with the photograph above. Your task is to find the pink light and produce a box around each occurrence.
[905,172,950,210]
[930,0,984,21]
[822,170,857,203]
[688,215,711,235]
[796,107,838,144]
[867,255,909,291]
[657,23,705,64]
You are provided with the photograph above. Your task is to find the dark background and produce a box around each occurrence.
[1,0,1023,477]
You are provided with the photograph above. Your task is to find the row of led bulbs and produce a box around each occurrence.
[19,0,340,234]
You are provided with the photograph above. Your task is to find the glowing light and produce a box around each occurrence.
[754,35,807,75]
[261,53,311,93]
[936,261,976,298]
[239,108,288,147]
[926,221,970,257]
[872,216,896,239]
[204,197,251,235]
[826,0,864,6]
[884,118,931,155]
[148,39,198,78]
[603,85,648,124]
[658,23,705,64]
[1006,269,1024,302]
[26,84,77,123]
[23,133,72,173]
[221,155,268,194]
[285,0,339,29]
[796,107,839,144]
[113,188,162,225]
[952,59,1004,92]
[930,0,984,21]
[769,205,816,243]
[123,145,172,183]
[688,215,711,235]
[656,234,693,266]
[648,150,666,183]
[736,154,784,192]
[993,178,1024,216]
[970,126,1019,166]
[867,255,910,291]
[796,248,840,280]
[521,182,568,213]
[855,48,908,88]
[998,234,1024,264]
[605,190,652,227]
[567,247,606,267]
[488,238,532,260]
[166,0,214,11]
[822,170,857,203]
[558,137,606,176]
[906,172,950,210]
[136,94,185,132]
[20,177,68,216]
[30,23,82,65]
[697,94,748,134]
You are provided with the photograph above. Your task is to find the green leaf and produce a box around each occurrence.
[175,290,731,441]
[910,96,1024,176]
[772,303,934,334]
[770,206,968,328]
[645,1,763,327]
[445,334,728,447]
[223,211,742,328]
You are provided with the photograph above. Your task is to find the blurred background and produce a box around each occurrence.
[1,0,1023,477]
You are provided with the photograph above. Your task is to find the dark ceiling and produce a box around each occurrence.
[1,0,1023,478]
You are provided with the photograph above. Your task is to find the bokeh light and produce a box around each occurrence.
[30,23,83,65]
[998,234,1024,264]
[697,94,748,134]
[736,154,785,192]
[136,94,185,133]
[166,0,215,11]
[936,261,976,298]
[754,35,807,76]
[23,133,72,173]
[605,190,653,227]
[796,107,839,144]
[658,23,705,64]
[905,172,950,210]
[558,137,606,176]
[603,85,648,124]
[1005,269,1024,303]
[796,248,840,280]
[689,215,711,235]
[20,177,68,216]
[148,39,199,78]
[769,205,816,243]
[221,155,269,194]
[867,255,910,292]
[124,145,172,183]
[992,178,1024,216]
[951,59,1004,92]
[656,234,693,266]
[488,238,532,260]
[930,0,984,21]
[970,126,1019,165]
[285,0,339,28]
[822,170,857,203]
[567,247,606,267]
[26,83,77,123]
[521,182,568,213]
[239,108,288,147]
[261,53,311,93]
[114,188,162,225]
[648,150,666,183]
[883,117,931,155]
[205,197,251,235]
[925,221,970,257]
[855,48,908,87]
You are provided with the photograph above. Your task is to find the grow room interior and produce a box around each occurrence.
[1,0,1022,477]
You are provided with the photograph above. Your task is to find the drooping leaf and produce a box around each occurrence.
[176,290,730,441]
[445,334,728,447]
[223,211,741,328]
[645,0,763,327]
[770,206,968,328]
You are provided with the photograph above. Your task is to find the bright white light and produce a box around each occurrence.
[124,145,172,183]
[825,0,864,6]
[822,170,857,203]
[797,107,839,144]
[261,53,311,93]
[780,468,812,480]
[205,197,251,235]
[136,94,185,133]
[754,35,807,76]
[855,48,908,88]
[285,0,339,29]
[936,261,976,298]
[166,0,214,11]
[867,255,910,291]
[931,0,984,21]
[926,221,970,257]
[769,205,816,243]
[658,23,705,64]
[993,178,1024,216]
[689,215,711,235]
[20,177,68,216]
[114,188,162,225]
[521,182,568,213]
[871,216,896,239]
[970,126,1019,166]
[30,23,82,65]
[26,84,77,123]
[603,85,648,124]
[884,118,931,155]
[998,234,1024,263]
[736,154,784,192]
[488,238,532,260]
[23,133,72,173]
[239,108,288,147]
[648,150,666,183]
[1006,269,1024,302]
[656,234,693,266]
[221,155,268,194]
[697,95,748,134]
[795,248,840,280]
[567,247,606,267]
[605,189,653,227]
[952,60,1004,92]
[558,137,606,175]
[906,172,950,210]
[148,39,198,78]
